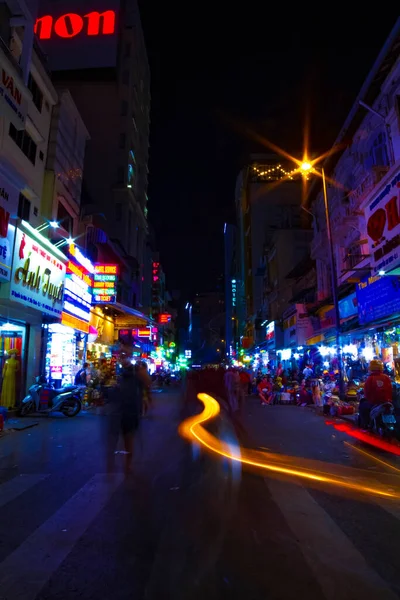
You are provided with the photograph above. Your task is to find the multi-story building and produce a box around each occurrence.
[41,87,89,240]
[35,0,151,309]
[306,18,400,367]
[224,222,236,358]
[0,0,67,401]
[235,154,303,348]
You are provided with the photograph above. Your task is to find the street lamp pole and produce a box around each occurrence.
[321,168,344,398]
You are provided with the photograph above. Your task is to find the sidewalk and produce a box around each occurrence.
[1,417,39,436]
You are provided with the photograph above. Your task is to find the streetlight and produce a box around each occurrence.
[300,161,344,399]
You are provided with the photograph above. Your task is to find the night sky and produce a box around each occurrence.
[138,5,397,301]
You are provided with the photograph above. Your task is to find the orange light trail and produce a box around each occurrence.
[344,441,400,475]
[178,394,400,500]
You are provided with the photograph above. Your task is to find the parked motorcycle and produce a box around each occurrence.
[358,397,397,438]
[19,376,83,417]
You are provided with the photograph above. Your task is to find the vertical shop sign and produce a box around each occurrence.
[93,264,118,303]
[61,243,94,333]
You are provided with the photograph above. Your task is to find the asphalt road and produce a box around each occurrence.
[1,390,400,599]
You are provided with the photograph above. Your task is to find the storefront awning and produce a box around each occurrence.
[113,302,153,324]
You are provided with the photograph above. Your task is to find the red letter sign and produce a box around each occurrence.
[34,10,116,40]
[34,15,53,39]
[54,13,84,38]
[85,11,116,35]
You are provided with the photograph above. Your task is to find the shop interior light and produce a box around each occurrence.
[50,221,59,228]
[0,322,20,330]
[362,347,374,361]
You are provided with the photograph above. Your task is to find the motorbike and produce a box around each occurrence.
[358,397,397,438]
[19,376,83,418]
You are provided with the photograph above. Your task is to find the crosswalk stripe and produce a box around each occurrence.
[0,473,124,600]
[266,479,398,600]
[0,474,49,509]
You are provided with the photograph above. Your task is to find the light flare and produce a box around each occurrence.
[178,393,400,500]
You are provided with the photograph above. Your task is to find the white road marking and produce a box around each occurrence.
[0,473,124,600]
[0,474,49,509]
[266,479,398,600]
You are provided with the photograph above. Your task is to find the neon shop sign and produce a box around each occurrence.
[62,244,94,333]
[93,264,118,303]
[34,10,116,40]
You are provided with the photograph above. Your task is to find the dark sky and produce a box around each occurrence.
[138,4,397,300]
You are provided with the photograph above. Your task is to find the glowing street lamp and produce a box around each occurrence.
[300,161,344,398]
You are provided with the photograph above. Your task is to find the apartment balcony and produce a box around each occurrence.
[349,166,390,209]
[330,204,362,235]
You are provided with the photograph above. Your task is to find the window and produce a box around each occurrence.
[120,100,128,116]
[371,132,389,167]
[9,123,37,164]
[18,194,31,221]
[346,242,363,269]
[122,70,129,85]
[28,73,43,112]
[119,133,126,149]
[39,151,44,161]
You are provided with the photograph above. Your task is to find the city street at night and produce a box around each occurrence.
[1,3,400,599]
[2,391,400,599]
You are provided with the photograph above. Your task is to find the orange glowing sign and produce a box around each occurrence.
[94,264,118,275]
[34,10,116,40]
[137,328,151,337]
[67,260,92,287]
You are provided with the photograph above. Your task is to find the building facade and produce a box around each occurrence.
[35,0,151,309]
[303,18,400,375]
[234,154,304,348]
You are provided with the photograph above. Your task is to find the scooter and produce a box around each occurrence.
[19,376,83,418]
[358,397,397,439]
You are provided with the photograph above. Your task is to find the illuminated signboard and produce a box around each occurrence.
[9,225,66,318]
[35,0,120,71]
[152,261,160,283]
[231,279,237,306]
[35,10,116,39]
[365,166,400,275]
[158,313,171,324]
[93,264,118,304]
[61,244,94,333]
[137,328,151,338]
[266,321,275,342]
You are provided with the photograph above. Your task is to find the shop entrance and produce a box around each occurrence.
[45,323,83,388]
[0,319,27,408]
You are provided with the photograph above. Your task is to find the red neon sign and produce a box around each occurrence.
[34,10,116,40]
[159,313,171,324]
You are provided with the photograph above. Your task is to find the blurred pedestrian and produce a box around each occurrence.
[238,369,250,414]
[104,357,143,475]
[224,367,240,414]
[74,362,89,386]
[136,361,152,416]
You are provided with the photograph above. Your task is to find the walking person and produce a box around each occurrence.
[136,361,152,417]
[104,355,143,475]
[224,367,240,414]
